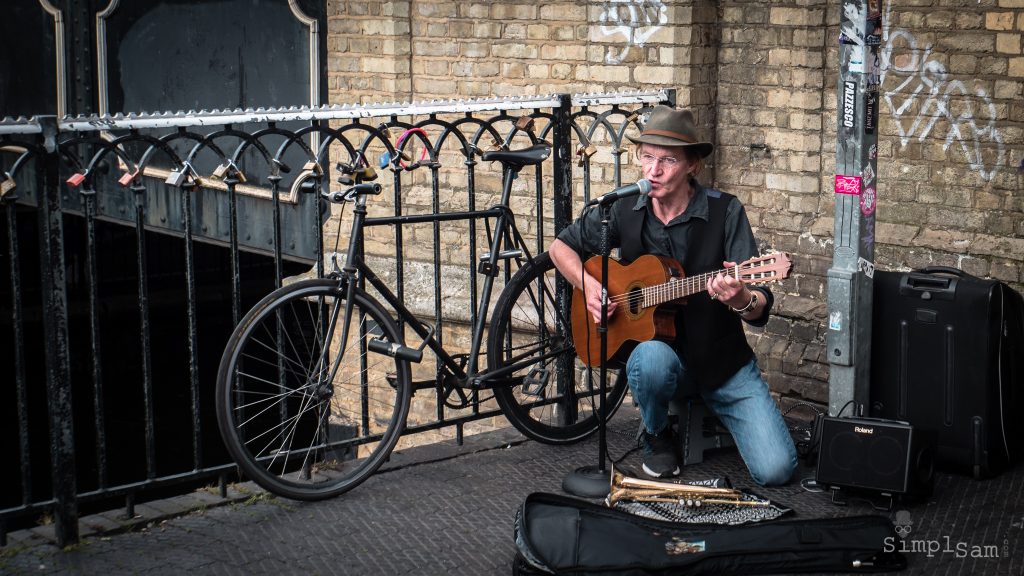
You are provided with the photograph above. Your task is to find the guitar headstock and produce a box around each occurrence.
[738,252,792,285]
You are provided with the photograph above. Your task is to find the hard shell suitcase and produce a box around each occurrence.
[870,266,1024,478]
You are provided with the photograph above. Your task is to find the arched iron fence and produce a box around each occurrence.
[0,89,674,546]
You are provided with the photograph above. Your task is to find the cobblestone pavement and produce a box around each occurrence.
[1,405,1021,575]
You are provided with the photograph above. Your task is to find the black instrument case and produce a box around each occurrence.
[870,266,1024,478]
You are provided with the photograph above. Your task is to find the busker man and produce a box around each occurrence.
[549,105,797,485]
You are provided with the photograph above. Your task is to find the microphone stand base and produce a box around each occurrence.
[562,465,611,498]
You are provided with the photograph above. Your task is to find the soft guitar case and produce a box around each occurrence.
[512,492,905,575]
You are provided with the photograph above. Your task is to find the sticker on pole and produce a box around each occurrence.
[829,310,842,331]
[842,81,857,128]
[835,175,861,195]
[848,46,865,74]
[860,186,876,215]
[858,257,875,279]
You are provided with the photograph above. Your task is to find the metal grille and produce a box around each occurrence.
[0,90,673,546]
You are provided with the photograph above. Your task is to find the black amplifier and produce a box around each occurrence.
[815,416,934,507]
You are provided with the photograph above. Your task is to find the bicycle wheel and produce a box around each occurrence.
[217,278,411,501]
[487,251,628,444]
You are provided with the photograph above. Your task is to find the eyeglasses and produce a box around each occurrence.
[639,153,681,168]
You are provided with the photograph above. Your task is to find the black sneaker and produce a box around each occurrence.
[641,427,680,478]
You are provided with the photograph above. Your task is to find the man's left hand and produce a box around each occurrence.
[706,261,750,310]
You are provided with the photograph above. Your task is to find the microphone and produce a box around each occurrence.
[586,179,652,207]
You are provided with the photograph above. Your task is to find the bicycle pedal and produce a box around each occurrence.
[521,366,550,397]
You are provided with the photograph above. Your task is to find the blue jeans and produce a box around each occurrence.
[625,340,797,486]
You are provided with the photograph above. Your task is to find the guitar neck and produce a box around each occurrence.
[606,253,790,311]
[646,266,737,307]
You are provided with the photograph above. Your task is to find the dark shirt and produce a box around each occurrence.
[556,181,772,327]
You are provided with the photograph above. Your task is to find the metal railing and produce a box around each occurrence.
[0,89,673,546]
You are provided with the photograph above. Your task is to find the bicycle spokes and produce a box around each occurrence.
[218,281,410,500]
[487,253,629,445]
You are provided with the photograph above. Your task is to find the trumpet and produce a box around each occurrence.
[607,468,770,508]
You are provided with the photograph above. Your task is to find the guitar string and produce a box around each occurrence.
[607,268,729,306]
[606,261,781,309]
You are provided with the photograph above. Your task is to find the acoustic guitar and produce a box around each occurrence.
[571,252,792,366]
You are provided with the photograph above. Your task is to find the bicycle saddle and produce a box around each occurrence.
[481,143,551,168]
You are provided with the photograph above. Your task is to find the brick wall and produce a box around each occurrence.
[716,1,833,408]
[326,0,1024,411]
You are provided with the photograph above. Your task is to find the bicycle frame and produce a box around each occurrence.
[330,162,556,391]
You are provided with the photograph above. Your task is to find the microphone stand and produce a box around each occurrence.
[562,200,614,498]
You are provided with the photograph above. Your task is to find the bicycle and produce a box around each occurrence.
[215,142,629,500]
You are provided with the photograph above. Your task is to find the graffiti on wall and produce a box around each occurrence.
[879,1,1007,181]
[595,0,667,65]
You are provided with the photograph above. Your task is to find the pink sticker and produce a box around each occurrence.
[860,186,876,216]
[835,175,861,195]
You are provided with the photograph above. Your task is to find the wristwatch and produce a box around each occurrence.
[731,291,759,315]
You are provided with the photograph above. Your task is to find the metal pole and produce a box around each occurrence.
[552,94,575,427]
[826,0,882,418]
[36,116,80,546]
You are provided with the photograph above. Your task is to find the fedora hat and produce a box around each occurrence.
[627,105,714,158]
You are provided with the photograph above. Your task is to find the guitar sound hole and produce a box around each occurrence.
[626,286,642,317]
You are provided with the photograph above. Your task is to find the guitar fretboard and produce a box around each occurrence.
[610,261,782,309]
[637,267,735,308]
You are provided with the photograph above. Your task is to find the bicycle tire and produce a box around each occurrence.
[487,251,628,444]
[216,278,411,501]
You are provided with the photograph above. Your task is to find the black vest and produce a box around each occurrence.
[613,191,754,390]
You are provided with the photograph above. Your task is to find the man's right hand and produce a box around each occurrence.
[549,238,617,324]
[583,273,615,324]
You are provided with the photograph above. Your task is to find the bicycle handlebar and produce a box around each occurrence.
[325,182,382,203]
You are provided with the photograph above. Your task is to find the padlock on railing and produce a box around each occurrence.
[577,143,597,158]
[378,149,413,170]
[212,162,230,179]
[575,139,597,167]
[515,115,535,133]
[166,161,196,187]
[118,169,140,187]
[66,172,87,187]
[212,161,246,183]
[355,166,377,181]
[0,174,16,198]
[165,168,188,187]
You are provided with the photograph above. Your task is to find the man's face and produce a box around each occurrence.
[638,143,695,201]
